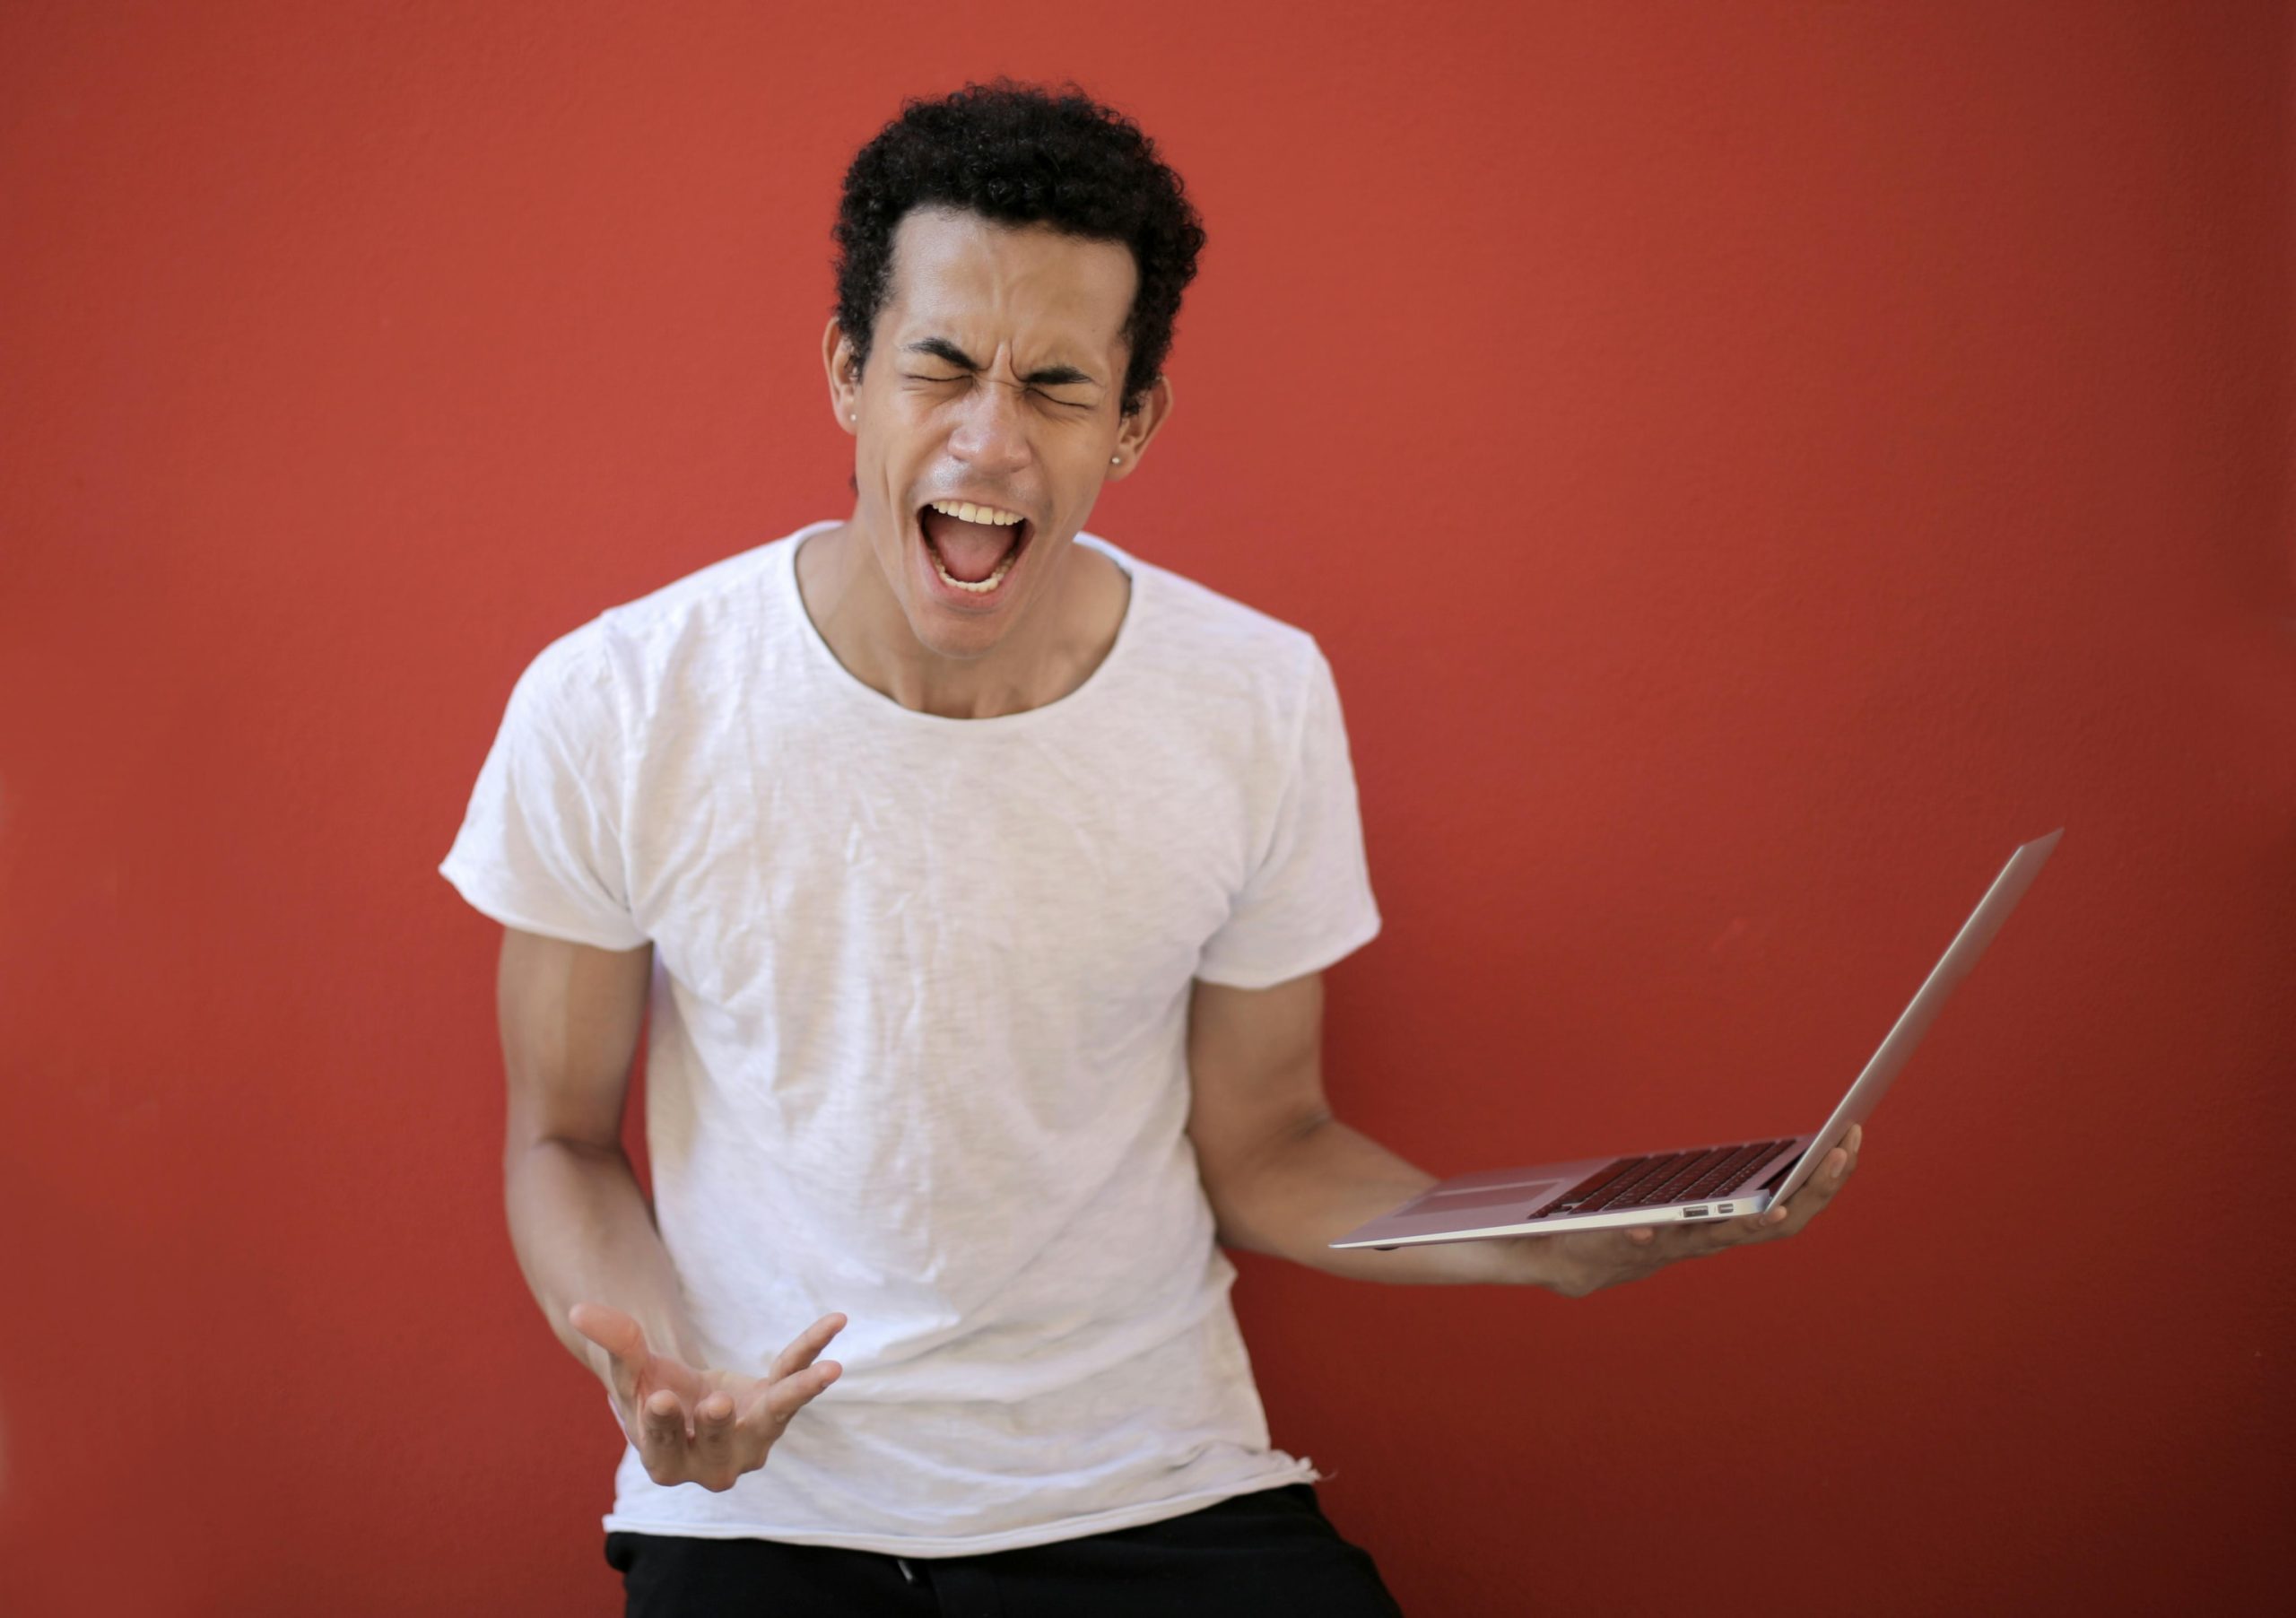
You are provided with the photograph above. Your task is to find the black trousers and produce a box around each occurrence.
[603,1482,1405,1616]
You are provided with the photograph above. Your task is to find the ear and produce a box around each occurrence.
[1107,372,1176,480]
[823,318,862,433]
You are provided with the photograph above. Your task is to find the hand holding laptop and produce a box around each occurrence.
[1329,830,2060,1260]
[1483,1123,1863,1298]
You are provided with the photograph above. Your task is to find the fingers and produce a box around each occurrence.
[1566,1222,1678,1291]
[570,1300,644,1355]
[631,1318,850,1491]
[640,1386,691,1457]
[1677,1125,1867,1254]
[755,1350,844,1430]
[633,1386,747,1487]
[1679,1210,1761,1255]
[571,1305,707,1482]
[704,1339,844,1486]
[767,1313,848,1382]
[1662,1212,1744,1266]
[691,1389,738,1472]
[570,1302,648,1405]
[1755,1124,1864,1238]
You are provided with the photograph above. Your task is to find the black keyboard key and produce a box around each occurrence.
[1532,1155,1647,1217]
[1686,1142,1774,1198]
[1651,1146,1740,1200]
[1535,1138,1803,1218]
[1579,1159,1666,1211]
[1585,1152,1696,1210]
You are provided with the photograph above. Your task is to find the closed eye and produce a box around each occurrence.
[906,373,1091,407]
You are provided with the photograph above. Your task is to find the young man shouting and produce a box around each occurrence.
[439,76,1859,1618]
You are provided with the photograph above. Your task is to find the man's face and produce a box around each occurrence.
[824,204,1170,662]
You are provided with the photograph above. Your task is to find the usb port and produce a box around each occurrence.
[1718,1204,1735,1214]
[1683,1205,1709,1218]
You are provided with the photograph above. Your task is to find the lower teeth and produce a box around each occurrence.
[929,538,1018,594]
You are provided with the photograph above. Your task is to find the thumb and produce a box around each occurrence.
[569,1303,650,1379]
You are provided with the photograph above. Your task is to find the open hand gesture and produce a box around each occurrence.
[569,1302,847,1492]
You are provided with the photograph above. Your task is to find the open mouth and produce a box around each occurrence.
[916,500,1032,596]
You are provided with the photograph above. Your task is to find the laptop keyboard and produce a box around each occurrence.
[1529,1139,1797,1219]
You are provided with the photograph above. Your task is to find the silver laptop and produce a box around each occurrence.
[1329,828,2064,1251]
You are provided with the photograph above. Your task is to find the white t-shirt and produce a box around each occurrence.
[438,518,1381,1555]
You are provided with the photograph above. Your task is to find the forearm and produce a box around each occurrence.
[504,1138,708,1380]
[1205,1116,1563,1288]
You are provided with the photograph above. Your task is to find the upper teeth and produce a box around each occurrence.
[927,499,1024,526]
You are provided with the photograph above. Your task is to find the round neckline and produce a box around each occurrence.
[785,518,1148,732]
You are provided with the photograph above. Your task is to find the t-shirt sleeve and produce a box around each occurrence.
[1194,639,1381,989]
[437,628,650,952]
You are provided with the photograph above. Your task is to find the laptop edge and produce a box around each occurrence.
[1328,827,2065,1251]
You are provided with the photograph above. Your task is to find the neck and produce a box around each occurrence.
[796,519,1130,719]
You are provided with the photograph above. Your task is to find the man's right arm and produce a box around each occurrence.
[496,925,704,1381]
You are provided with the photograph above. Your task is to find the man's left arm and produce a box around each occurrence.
[1183,971,1862,1296]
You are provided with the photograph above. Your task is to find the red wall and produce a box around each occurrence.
[3,3,2288,1613]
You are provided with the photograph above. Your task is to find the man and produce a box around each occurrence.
[439,78,1860,1617]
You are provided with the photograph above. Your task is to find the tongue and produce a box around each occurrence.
[921,507,1017,583]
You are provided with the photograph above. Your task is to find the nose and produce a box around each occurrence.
[945,371,1033,474]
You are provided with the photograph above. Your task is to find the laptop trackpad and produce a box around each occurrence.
[1412,1176,1564,1214]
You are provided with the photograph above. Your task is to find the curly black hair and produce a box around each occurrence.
[831,77,1207,420]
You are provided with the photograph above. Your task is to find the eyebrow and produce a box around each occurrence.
[900,337,1099,388]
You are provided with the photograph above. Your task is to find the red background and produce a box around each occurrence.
[3,3,2289,1613]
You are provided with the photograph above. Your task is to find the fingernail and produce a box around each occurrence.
[1833,1157,1847,1179]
